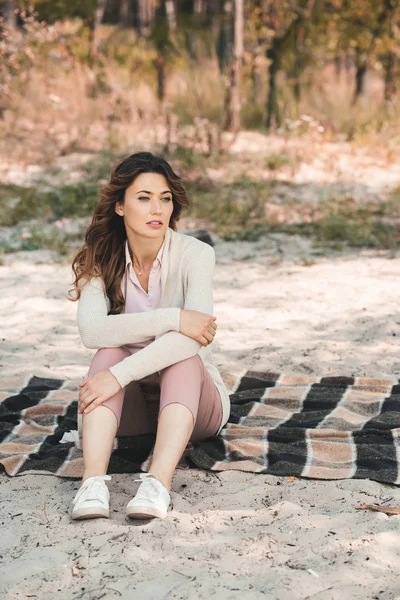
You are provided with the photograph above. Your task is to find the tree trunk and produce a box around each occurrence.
[224,0,243,132]
[384,51,396,102]
[152,1,169,104]
[352,0,399,105]
[383,9,397,102]
[266,40,280,131]
[216,0,233,74]
[194,0,205,14]
[293,25,304,103]
[89,0,107,60]
[119,0,131,27]
[155,53,166,103]
[353,47,367,102]
[265,0,316,130]
[4,0,16,29]
[136,0,157,38]
[165,0,176,31]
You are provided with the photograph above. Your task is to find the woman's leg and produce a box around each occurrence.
[147,354,223,491]
[81,346,151,483]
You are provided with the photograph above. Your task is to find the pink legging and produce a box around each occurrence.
[85,346,223,442]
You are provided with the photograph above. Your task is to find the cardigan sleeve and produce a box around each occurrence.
[76,276,181,349]
[108,243,215,388]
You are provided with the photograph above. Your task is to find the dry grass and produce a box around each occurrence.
[1,18,400,254]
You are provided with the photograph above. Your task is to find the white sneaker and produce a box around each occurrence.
[126,473,171,519]
[71,475,112,520]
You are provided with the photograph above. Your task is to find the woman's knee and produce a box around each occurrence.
[159,353,203,381]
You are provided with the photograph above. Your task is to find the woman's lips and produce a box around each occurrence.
[147,222,163,228]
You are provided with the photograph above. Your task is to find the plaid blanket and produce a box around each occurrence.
[1,371,399,484]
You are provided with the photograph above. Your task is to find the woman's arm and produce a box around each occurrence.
[77,276,181,349]
[108,243,215,388]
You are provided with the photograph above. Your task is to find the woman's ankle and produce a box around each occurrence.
[146,469,172,492]
[82,470,107,485]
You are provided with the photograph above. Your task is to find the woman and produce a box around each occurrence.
[68,151,230,521]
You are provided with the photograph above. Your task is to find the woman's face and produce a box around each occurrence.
[115,171,174,237]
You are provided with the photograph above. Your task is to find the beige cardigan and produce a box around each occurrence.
[76,226,230,435]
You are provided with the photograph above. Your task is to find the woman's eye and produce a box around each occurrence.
[138,197,171,202]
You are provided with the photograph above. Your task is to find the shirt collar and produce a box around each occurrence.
[125,238,165,269]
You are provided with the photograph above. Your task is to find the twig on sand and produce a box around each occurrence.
[303,588,334,599]
[73,586,122,599]
[172,569,195,579]
[43,494,52,523]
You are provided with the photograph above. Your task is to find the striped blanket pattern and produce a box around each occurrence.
[1,371,399,484]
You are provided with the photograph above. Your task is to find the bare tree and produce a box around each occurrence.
[383,9,398,102]
[88,0,107,60]
[4,0,17,29]
[120,0,132,28]
[216,0,233,74]
[165,0,177,31]
[151,0,178,104]
[224,0,243,132]
[352,0,399,104]
[138,0,157,37]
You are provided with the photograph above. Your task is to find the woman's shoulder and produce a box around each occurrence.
[170,228,215,263]
[79,274,106,295]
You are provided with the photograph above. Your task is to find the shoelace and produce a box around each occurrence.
[72,475,111,506]
[133,474,164,501]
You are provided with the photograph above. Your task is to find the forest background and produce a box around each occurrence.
[1,0,400,260]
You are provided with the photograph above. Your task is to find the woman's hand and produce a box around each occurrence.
[78,369,122,416]
[179,309,217,346]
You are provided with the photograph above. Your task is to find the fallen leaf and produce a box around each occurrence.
[71,564,81,577]
[288,476,296,481]
[355,504,400,515]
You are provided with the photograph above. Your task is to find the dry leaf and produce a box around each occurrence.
[356,504,400,515]
[71,564,81,577]
[288,476,296,481]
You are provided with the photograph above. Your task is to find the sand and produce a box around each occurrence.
[1,231,399,599]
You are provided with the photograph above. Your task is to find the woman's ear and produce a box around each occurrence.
[115,203,124,217]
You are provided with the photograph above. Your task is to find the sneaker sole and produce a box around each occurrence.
[71,507,110,520]
[126,505,166,519]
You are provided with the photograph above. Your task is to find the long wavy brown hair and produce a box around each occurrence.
[68,151,189,314]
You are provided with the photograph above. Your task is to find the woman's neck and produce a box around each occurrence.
[126,232,165,271]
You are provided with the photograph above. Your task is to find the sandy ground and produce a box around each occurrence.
[1,231,400,599]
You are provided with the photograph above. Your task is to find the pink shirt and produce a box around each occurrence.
[122,238,165,350]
